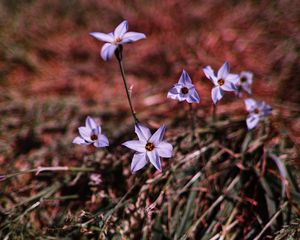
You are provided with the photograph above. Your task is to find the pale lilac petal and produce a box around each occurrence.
[217,62,230,79]
[72,136,90,145]
[246,114,260,130]
[79,127,92,142]
[101,43,117,61]
[122,140,146,153]
[114,20,128,38]
[156,141,173,158]
[93,134,109,148]
[149,125,166,145]
[211,87,224,104]
[244,98,257,112]
[90,32,114,43]
[178,93,189,101]
[226,74,240,84]
[167,86,180,100]
[263,105,272,116]
[122,32,146,43]
[135,123,151,142]
[242,84,252,94]
[221,81,237,92]
[178,70,192,85]
[131,152,147,172]
[203,66,215,80]
[85,116,98,130]
[147,150,162,171]
[186,88,200,103]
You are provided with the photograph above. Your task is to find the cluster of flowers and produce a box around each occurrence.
[170,61,272,130]
[73,20,272,174]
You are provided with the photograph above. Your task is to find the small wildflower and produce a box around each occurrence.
[244,98,272,130]
[122,123,173,172]
[89,173,102,186]
[167,70,200,103]
[90,20,146,61]
[0,175,6,181]
[203,62,239,104]
[236,71,253,97]
[73,116,109,148]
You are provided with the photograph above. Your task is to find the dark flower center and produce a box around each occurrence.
[145,142,155,151]
[91,134,98,141]
[240,77,247,83]
[254,108,260,114]
[115,37,122,43]
[181,87,189,94]
[218,79,225,86]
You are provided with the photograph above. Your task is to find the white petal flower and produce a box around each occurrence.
[73,116,109,148]
[244,98,272,130]
[167,70,200,104]
[203,62,238,104]
[122,123,173,173]
[90,20,146,61]
[236,71,253,97]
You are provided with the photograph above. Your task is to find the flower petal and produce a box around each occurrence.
[226,73,240,85]
[149,125,166,145]
[242,84,252,95]
[203,66,215,80]
[85,116,98,130]
[221,80,237,92]
[94,134,109,148]
[79,127,92,142]
[122,32,146,43]
[246,114,260,130]
[90,32,114,43]
[147,150,162,171]
[186,88,200,103]
[131,152,147,173]
[72,136,90,145]
[122,140,146,153]
[101,43,117,61]
[135,123,151,142]
[178,70,192,85]
[156,141,173,158]
[211,87,224,104]
[244,98,257,112]
[217,62,230,79]
[114,20,128,38]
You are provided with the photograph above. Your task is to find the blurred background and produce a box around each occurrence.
[1,0,300,104]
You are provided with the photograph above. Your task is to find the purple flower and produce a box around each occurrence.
[244,98,272,130]
[90,20,146,61]
[167,70,200,103]
[236,71,253,97]
[203,62,239,104]
[122,123,173,173]
[73,116,109,148]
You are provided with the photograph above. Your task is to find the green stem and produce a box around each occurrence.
[116,57,139,124]
[212,103,217,123]
[189,103,196,133]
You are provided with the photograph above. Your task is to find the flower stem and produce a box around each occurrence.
[189,103,196,135]
[115,48,139,124]
[212,104,217,123]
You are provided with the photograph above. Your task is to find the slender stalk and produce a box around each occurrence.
[115,48,139,124]
[189,103,196,133]
[212,103,217,123]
